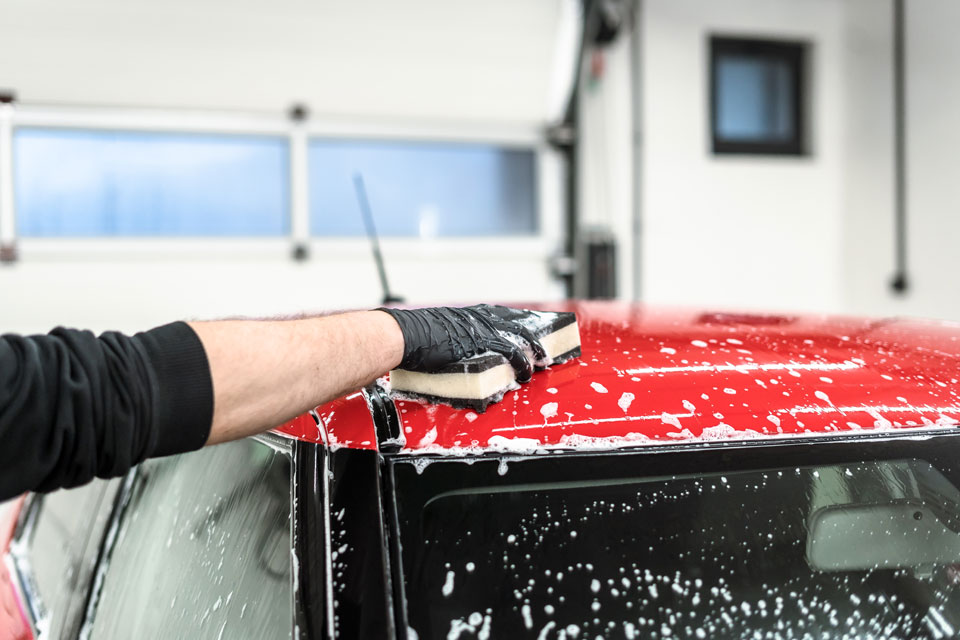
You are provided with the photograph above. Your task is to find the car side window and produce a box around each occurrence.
[86,438,293,640]
[20,477,118,638]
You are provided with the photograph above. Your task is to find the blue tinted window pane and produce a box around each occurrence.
[309,140,537,237]
[14,129,289,237]
[716,55,795,142]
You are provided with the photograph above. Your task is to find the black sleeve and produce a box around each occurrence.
[0,322,214,501]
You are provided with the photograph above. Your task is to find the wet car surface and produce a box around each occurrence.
[6,302,960,639]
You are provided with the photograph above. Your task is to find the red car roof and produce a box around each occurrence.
[274,302,960,454]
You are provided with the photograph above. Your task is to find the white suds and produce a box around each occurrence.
[661,413,682,429]
[487,435,542,452]
[540,402,559,419]
[521,604,533,629]
[618,392,635,413]
[291,549,300,593]
[419,427,438,447]
[537,621,556,640]
[442,570,455,597]
[590,382,608,394]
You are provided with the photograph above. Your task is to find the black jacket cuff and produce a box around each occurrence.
[136,322,214,457]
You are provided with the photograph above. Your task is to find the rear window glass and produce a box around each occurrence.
[392,451,960,639]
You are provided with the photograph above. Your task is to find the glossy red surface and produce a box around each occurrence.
[275,302,960,454]
[275,390,378,450]
[0,497,31,640]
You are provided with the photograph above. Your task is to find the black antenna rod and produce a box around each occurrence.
[890,0,909,294]
[353,173,403,305]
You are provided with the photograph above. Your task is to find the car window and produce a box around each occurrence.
[393,454,960,640]
[23,477,117,637]
[86,438,293,640]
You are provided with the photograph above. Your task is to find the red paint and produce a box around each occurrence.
[275,302,960,453]
[0,497,32,640]
[274,390,378,450]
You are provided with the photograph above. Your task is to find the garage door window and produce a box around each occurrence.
[13,129,290,237]
[309,139,538,237]
[85,438,293,639]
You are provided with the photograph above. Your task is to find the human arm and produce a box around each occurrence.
[0,305,543,499]
[193,305,546,444]
[191,310,403,445]
[0,312,402,500]
[0,322,212,500]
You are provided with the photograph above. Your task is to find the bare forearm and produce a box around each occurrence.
[189,310,403,445]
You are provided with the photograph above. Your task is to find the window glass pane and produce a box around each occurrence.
[88,439,292,640]
[309,139,538,237]
[13,129,289,237]
[397,458,960,639]
[28,479,112,625]
[715,54,796,143]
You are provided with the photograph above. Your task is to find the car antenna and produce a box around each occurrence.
[353,172,404,305]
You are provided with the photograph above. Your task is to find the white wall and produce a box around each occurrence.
[0,0,562,126]
[1,239,562,334]
[640,0,960,322]
[843,0,960,322]
[640,0,846,313]
[901,0,960,320]
[840,0,896,318]
[0,0,570,334]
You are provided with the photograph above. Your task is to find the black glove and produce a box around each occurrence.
[378,305,547,383]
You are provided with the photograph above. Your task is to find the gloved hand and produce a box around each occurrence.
[378,305,547,383]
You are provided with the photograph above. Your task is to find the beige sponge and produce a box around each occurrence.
[389,310,581,412]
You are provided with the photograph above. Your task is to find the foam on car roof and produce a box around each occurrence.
[274,303,960,454]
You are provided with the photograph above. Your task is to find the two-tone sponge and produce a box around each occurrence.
[389,310,581,412]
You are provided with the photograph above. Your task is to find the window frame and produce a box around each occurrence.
[709,35,808,156]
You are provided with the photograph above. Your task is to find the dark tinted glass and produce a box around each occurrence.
[87,438,292,639]
[14,129,289,237]
[309,139,537,237]
[396,457,960,639]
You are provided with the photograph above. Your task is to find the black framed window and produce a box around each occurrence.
[710,36,807,155]
[389,431,960,639]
